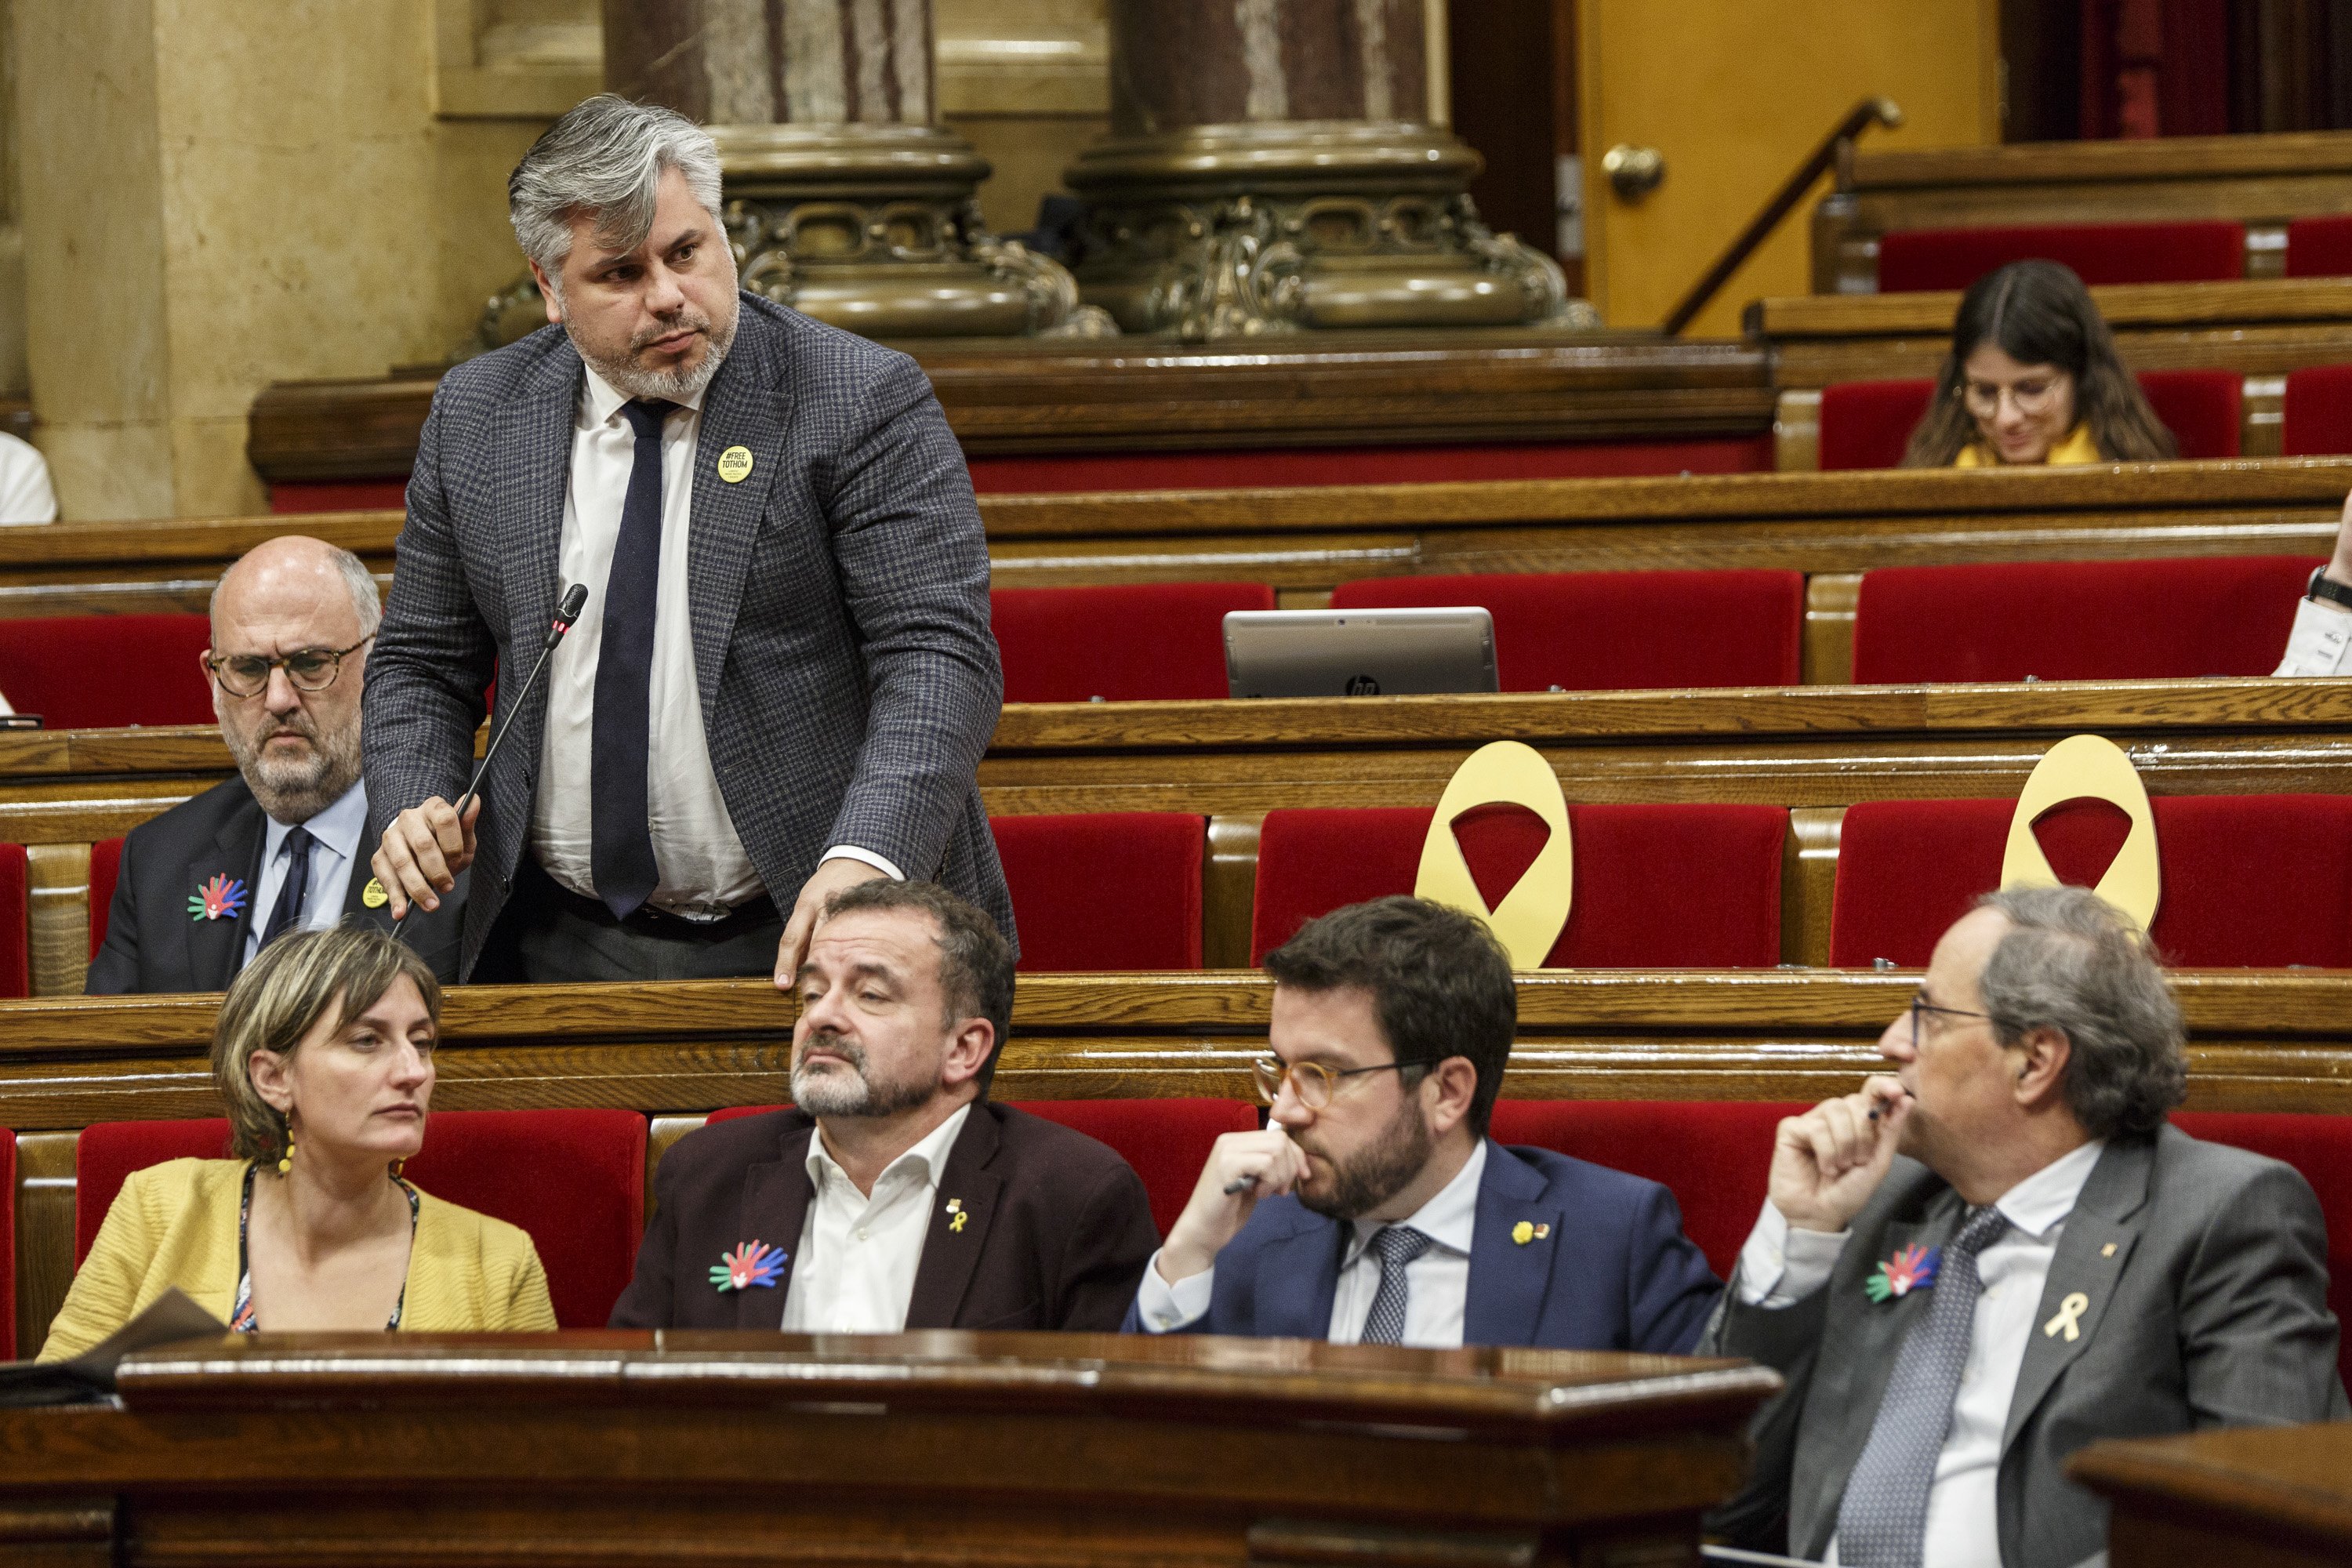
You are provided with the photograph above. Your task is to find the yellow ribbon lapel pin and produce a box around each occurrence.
[2043,1291,2089,1341]
[946,1197,967,1233]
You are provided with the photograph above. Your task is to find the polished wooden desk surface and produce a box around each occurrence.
[2069,1420,2352,1566]
[0,1333,1781,1568]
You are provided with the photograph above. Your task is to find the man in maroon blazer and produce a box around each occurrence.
[611,879,1157,1331]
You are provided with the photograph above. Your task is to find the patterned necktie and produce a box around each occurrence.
[589,397,675,920]
[257,826,314,949]
[1359,1225,1434,1346]
[1835,1203,2013,1568]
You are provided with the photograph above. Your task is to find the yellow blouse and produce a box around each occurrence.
[1954,423,2103,467]
[40,1157,557,1359]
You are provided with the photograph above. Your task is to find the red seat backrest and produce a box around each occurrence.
[1850,555,2318,684]
[0,842,25,999]
[705,1098,1258,1239]
[990,813,1205,970]
[88,836,122,960]
[0,615,214,729]
[2286,215,2352,279]
[0,1128,14,1353]
[2135,368,2241,460]
[2172,1111,2352,1385]
[1250,804,1786,967]
[1829,793,2352,968]
[1329,570,1803,691]
[1818,371,2238,471]
[2282,364,2352,457]
[1875,221,2246,292]
[75,1109,648,1328]
[991,582,1276,702]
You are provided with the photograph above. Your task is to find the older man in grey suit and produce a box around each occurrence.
[1704,884,2344,1568]
[365,96,1010,983]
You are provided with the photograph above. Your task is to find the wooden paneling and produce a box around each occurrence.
[2071,1421,2352,1566]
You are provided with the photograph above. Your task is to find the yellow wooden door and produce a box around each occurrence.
[1577,0,2001,334]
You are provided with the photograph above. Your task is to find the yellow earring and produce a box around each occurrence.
[278,1134,295,1176]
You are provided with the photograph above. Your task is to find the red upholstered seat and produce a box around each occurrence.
[1328,570,1803,691]
[2286,216,2352,279]
[992,582,1274,702]
[1250,804,1786,967]
[990,813,1204,970]
[0,1129,14,1353]
[2172,1111,2352,1383]
[1817,371,2239,470]
[1849,554,2318,684]
[0,615,214,729]
[1829,793,2352,968]
[2282,364,2352,456]
[1875,221,2246,292]
[88,837,122,960]
[74,1109,648,1328]
[706,1098,1258,1239]
[0,842,26,1000]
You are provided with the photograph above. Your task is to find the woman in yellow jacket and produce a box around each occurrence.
[42,924,554,1358]
[1901,259,2177,469]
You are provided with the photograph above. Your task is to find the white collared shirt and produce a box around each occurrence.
[0,432,56,524]
[1136,1140,1487,1347]
[240,778,369,971]
[2278,593,2352,677]
[781,1102,972,1333]
[530,368,901,919]
[1735,1138,2108,1568]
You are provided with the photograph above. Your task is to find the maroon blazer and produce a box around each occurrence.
[610,1102,1158,1331]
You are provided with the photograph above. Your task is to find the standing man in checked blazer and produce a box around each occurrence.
[1129,896,1722,1352]
[365,95,1010,983]
[1704,886,2345,1568]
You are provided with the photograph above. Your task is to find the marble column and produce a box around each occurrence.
[1066,0,1591,339]
[597,0,1111,339]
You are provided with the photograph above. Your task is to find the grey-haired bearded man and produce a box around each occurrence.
[365,94,1011,983]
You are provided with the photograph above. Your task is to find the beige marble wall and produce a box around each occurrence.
[938,0,1105,234]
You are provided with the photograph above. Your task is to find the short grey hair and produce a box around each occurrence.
[509,95,725,281]
[1974,886,2187,1138]
[209,543,382,638]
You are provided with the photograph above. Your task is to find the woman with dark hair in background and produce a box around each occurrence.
[1902,260,2176,468]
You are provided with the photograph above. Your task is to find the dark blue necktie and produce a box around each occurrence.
[590,397,674,920]
[259,825,314,949]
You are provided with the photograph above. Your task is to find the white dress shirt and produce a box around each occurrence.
[240,779,369,971]
[2278,593,2352,677]
[531,368,901,920]
[1734,1138,2108,1568]
[1136,1140,1486,1346]
[0,432,56,524]
[781,1102,971,1333]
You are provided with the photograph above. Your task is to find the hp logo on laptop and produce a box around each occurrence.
[1345,673,1382,696]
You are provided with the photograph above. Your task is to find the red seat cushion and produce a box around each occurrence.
[990,813,1204,970]
[991,582,1275,702]
[0,615,215,729]
[1818,372,2238,471]
[75,1109,648,1328]
[2172,1111,2352,1385]
[0,1128,14,1353]
[1875,222,2246,292]
[2282,364,2352,456]
[1829,793,2352,968]
[1850,555,2318,684]
[1250,804,1786,967]
[2136,368,2241,461]
[88,837,122,960]
[0,842,25,1000]
[1329,570,1803,691]
[2286,216,2352,279]
[706,1098,1258,1239]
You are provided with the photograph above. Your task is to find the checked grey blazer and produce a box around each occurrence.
[362,293,1012,978]
[1700,1125,2348,1568]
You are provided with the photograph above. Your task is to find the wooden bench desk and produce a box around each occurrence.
[0,1332,1780,1568]
[2071,1420,2352,1566]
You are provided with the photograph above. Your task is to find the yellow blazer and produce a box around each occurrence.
[40,1157,557,1360]
[1954,423,2101,467]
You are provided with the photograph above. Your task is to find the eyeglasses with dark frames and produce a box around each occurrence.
[205,635,376,699]
[1906,992,1994,1053]
[1249,1055,1421,1110]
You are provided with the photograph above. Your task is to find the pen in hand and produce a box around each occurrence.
[1222,1174,1256,1196]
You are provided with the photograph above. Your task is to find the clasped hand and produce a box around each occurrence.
[1155,1125,1308,1286]
[372,797,480,921]
[1769,1075,1914,1233]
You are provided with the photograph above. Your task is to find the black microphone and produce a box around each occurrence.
[390,583,590,941]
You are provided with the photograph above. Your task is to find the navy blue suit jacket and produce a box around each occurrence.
[1123,1140,1722,1352]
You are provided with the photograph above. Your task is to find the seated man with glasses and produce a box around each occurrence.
[1701,887,2344,1568]
[88,537,466,993]
[1127,895,1719,1350]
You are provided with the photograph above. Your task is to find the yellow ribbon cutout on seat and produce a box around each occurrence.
[1414,741,1575,968]
[1998,734,2161,938]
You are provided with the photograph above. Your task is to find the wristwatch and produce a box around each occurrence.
[2309,567,2352,611]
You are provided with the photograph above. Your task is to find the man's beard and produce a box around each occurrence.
[223,706,362,822]
[1295,1094,1435,1221]
[561,291,739,404]
[790,1031,937,1120]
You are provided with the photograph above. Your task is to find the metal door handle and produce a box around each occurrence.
[1603,143,1665,199]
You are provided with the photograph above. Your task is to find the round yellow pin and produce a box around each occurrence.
[361,877,390,909]
[717,445,754,484]
[1511,1220,1534,1245]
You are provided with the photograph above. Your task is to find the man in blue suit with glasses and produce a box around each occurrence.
[1127,895,1719,1350]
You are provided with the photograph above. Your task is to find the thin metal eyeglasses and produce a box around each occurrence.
[204,635,376,699]
[1250,1055,1417,1109]
[1959,376,2064,418]
[1906,993,1994,1052]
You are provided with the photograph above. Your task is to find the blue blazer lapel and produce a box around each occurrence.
[683,302,793,731]
[1252,1215,1348,1339]
[1464,1142,1562,1348]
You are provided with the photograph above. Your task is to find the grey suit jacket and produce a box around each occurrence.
[1700,1125,2347,1568]
[361,294,1011,977]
